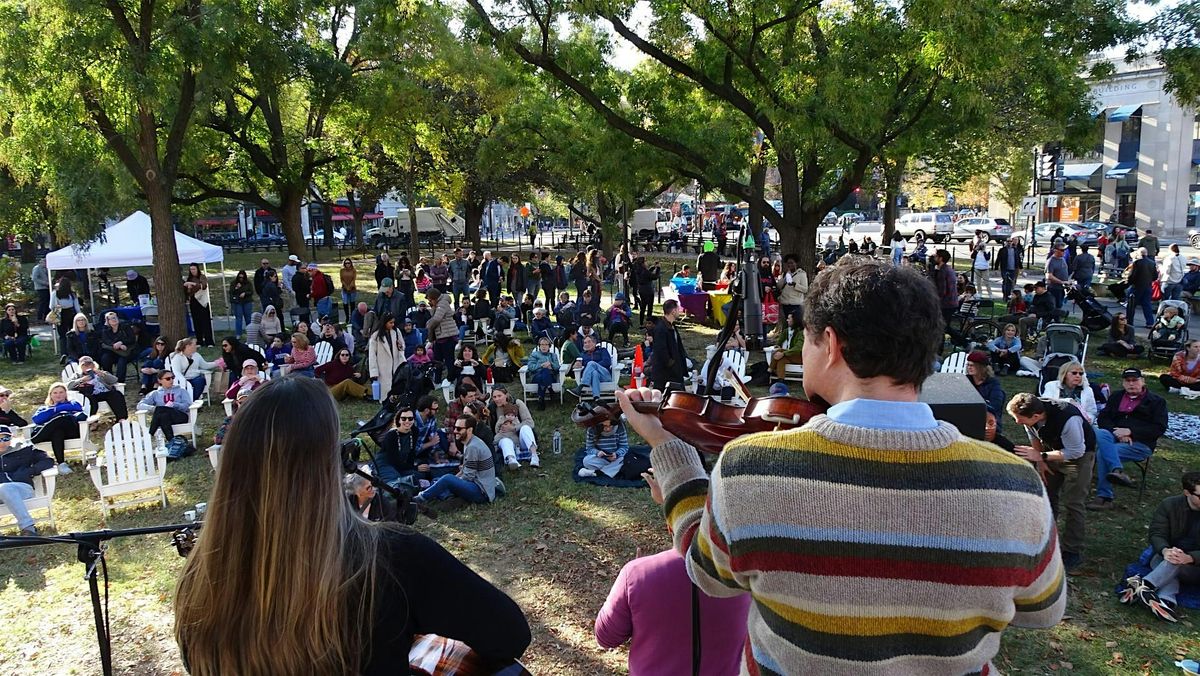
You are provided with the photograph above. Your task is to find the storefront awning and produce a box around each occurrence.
[1062,163,1102,180]
[1105,161,1138,178]
[331,212,384,222]
[1107,104,1143,122]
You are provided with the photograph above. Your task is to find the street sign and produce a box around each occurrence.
[1019,197,1037,215]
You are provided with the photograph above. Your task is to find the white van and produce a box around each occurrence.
[894,212,955,242]
[630,208,673,239]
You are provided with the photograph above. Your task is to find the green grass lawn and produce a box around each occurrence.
[3,247,1200,675]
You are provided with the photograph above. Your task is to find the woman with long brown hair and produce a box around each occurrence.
[175,377,529,674]
[184,263,214,346]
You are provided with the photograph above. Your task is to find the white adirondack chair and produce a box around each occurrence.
[134,379,205,445]
[314,341,334,366]
[518,344,573,404]
[62,364,127,419]
[940,352,970,375]
[570,341,624,400]
[207,444,221,470]
[763,346,804,385]
[473,318,494,349]
[30,415,96,463]
[0,465,58,529]
[89,420,168,519]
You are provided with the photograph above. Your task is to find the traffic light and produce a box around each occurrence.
[1038,143,1061,180]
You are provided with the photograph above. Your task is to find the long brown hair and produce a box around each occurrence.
[174,377,384,674]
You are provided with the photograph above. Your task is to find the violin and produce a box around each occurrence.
[572,388,828,456]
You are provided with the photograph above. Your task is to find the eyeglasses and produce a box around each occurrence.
[161,375,175,381]
[0,393,9,399]
[0,434,11,442]
[453,425,468,431]
[399,416,415,422]
[1068,371,1084,375]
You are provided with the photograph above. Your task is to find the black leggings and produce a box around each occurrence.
[31,415,82,463]
[147,405,189,438]
[190,299,214,346]
[607,323,630,346]
[1160,374,1193,391]
[1098,341,1144,358]
[85,390,128,420]
[639,291,655,326]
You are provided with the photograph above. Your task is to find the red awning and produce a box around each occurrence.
[331,213,383,222]
[195,217,237,227]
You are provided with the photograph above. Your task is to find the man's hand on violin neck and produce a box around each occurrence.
[615,388,677,447]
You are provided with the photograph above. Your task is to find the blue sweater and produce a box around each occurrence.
[585,422,629,458]
[580,345,612,371]
[31,401,85,425]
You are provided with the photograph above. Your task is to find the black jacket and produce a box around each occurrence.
[0,442,54,487]
[126,274,151,301]
[293,272,311,307]
[253,266,275,296]
[1029,291,1057,318]
[373,428,425,485]
[697,252,721,284]
[1097,388,1168,450]
[0,408,28,427]
[100,322,136,357]
[1,315,29,339]
[651,318,689,386]
[1149,495,1200,562]
[997,244,1024,273]
[1128,258,1157,290]
[261,280,282,310]
[65,329,99,361]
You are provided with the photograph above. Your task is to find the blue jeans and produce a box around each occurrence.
[530,365,557,397]
[99,352,129,381]
[0,481,37,529]
[341,290,357,307]
[580,362,610,395]
[231,301,253,336]
[1163,282,1183,301]
[188,375,207,399]
[1094,428,1153,500]
[1049,285,1065,309]
[418,474,488,504]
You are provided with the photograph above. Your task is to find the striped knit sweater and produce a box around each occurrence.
[650,414,1065,676]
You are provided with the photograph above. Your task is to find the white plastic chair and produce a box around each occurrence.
[940,352,970,375]
[518,344,572,404]
[0,465,58,529]
[314,341,334,366]
[30,416,97,463]
[135,379,205,445]
[207,444,221,470]
[222,373,265,416]
[570,341,624,400]
[89,420,168,519]
[763,346,804,385]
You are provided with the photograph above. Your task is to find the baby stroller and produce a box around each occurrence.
[1148,299,1191,361]
[1067,284,1113,333]
[1034,324,1088,392]
[391,360,442,409]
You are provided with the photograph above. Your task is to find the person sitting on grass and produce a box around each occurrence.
[1017,281,1063,339]
[406,343,431,367]
[0,425,54,535]
[1117,470,1200,624]
[445,383,479,453]
[399,318,421,358]
[577,288,601,330]
[137,370,193,439]
[577,417,629,479]
[343,473,400,523]
[414,413,496,508]
[1097,312,1144,358]
[214,389,251,446]
[30,383,86,474]
[554,291,577,339]
[526,336,561,410]
[1160,340,1200,394]
[372,407,426,490]
[67,355,128,421]
[986,323,1023,376]
[769,309,803,380]
[448,344,485,393]
[1042,361,1097,422]
[1090,368,1168,511]
[315,348,366,401]
[491,387,538,470]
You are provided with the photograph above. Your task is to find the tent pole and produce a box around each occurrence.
[88,268,96,317]
[219,261,229,335]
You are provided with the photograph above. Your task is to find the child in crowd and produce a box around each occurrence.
[1150,305,1187,348]
[408,343,432,367]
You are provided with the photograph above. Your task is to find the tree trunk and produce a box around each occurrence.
[322,201,334,248]
[19,240,36,264]
[775,152,817,274]
[748,160,766,241]
[463,197,485,251]
[881,155,907,243]
[405,176,419,260]
[596,192,617,257]
[279,190,306,255]
[347,189,366,251]
[146,186,187,341]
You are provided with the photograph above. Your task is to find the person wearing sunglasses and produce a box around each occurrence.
[0,386,28,428]
[0,424,55,535]
[315,348,366,401]
[136,370,194,439]
[371,407,428,490]
[1042,361,1097,422]
[1118,471,1200,623]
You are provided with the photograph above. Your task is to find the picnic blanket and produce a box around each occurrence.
[1116,546,1200,610]
[571,445,650,488]
[1164,412,1200,446]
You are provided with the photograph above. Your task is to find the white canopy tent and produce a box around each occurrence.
[46,211,227,338]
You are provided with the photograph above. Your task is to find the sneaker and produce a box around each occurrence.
[1118,575,1143,605]
[1169,387,1182,394]
[412,499,438,520]
[506,458,519,470]
[1062,551,1084,573]
[57,463,72,475]
[577,468,597,478]
[1086,497,1114,511]
[1107,469,1136,487]
[1139,582,1178,622]
[567,386,582,398]
[530,452,541,468]
[19,525,39,536]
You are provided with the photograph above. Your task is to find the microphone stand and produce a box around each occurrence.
[0,523,202,676]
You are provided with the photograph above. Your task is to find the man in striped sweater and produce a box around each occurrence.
[618,258,1065,675]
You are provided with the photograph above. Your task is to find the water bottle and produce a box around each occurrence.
[552,428,562,455]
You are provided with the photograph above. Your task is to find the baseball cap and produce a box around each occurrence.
[79,355,95,364]
[242,358,259,369]
[307,263,318,270]
[288,254,300,263]
[1121,367,1143,379]
[380,277,394,288]
[1053,242,1066,250]
[125,270,137,280]
[403,317,414,325]
[0,424,12,439]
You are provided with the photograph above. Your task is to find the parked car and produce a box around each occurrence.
[1189,228,1200,248]
[951,217,1012,242]
[894,212,955,242]
[847,221,884,242]
[1032,221,1106,247]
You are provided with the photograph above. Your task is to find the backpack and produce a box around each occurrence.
[165,435,197,462]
